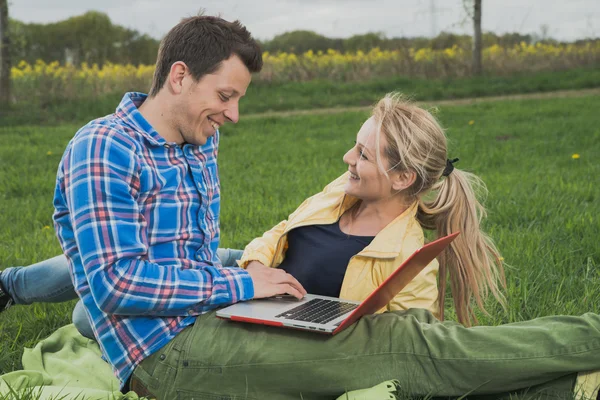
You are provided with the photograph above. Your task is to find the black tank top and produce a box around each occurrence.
[278,221,375,297]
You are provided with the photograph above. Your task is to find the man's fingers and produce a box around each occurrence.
[272,272,306,296]
[271,268,290,279]
[277,284,304,300]
[286,274,307,296]
[246,264,307,299]
[249,264,305,295]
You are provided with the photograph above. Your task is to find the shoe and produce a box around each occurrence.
[0,277,14,312]
[335,380,401,400]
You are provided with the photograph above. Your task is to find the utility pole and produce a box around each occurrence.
[0,0,10,105]
[472,0,483,75]
[430,0,438,37]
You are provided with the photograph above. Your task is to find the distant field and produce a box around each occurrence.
[2,67,600,127]
[0,95,599,398]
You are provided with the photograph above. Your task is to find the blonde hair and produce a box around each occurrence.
[372,92,506,326]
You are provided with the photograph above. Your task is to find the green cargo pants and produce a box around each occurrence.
[131,308,599,399]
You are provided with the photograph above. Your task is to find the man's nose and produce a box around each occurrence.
[224,102,240,124]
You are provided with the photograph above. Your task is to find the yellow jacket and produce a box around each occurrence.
[239,172,440,317]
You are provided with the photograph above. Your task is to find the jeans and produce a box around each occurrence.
[0,249,244,340]
[1,255,78,304]
[131,309,599,400]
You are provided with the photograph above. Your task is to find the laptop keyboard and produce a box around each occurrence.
[275,298,358,324]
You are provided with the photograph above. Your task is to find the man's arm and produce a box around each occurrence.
[56,127,255,317]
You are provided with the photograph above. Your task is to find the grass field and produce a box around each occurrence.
[2,67,600,127]
[0,94,599,398]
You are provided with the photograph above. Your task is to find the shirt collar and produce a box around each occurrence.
[114,92,168,147]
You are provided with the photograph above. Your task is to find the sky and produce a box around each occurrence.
[10,0,600,42]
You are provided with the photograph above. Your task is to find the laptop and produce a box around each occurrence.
[216,232,459,335]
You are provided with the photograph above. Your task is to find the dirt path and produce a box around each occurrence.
[245,87,600,119]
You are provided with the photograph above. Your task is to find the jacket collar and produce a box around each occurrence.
[357,201,419,259]
[286,172,421,260]
[336,192,420,259]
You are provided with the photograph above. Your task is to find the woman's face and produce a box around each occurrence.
[342,117,400,202]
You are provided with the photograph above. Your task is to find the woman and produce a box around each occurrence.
[239,93,504,327]
[1,92,505,335]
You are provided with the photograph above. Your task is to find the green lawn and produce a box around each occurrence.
[3,67,600,127]
[0,94,599,397]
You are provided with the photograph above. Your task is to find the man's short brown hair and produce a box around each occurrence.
[148,15,263,97]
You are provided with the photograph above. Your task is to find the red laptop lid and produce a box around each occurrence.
[333,232,459,334]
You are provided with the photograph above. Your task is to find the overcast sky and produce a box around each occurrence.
[10,0,600,42]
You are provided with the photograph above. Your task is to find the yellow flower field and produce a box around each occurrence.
[10,42,600,102]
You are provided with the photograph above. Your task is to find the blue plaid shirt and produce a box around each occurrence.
[53,92,254,386]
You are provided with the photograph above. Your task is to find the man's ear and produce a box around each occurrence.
[392,170,416,192]
[166,61,188,94]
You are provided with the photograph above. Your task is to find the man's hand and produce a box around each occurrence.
[246,261,307,300]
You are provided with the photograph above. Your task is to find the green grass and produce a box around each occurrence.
[0,95,599,398]
[2,67,600,127]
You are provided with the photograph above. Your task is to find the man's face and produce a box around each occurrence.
[175,55,252,146]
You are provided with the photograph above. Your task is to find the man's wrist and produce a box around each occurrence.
[221,267,254,302]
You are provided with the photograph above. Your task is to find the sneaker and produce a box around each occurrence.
[336,380,401,400]
[0,277,14,312]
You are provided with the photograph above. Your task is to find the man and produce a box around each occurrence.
[53,14,305,391]
[53,15,600,400]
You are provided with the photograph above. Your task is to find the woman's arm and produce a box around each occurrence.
[387,260,440,318]
[238,219,289,268]
[238,172,351,269]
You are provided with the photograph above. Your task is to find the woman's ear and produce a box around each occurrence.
[392,170,416,192]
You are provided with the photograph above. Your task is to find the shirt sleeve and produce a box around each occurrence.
[59,126,254,316]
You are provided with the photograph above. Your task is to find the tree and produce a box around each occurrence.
[0,0,10,105]
[457,0,483,75]
[8,12,160,66]
[461,0,483,75]
[262,30,340,54]
[472,0,482,75]
[343,32,386,52]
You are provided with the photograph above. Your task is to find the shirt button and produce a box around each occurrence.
[159,354,166,361]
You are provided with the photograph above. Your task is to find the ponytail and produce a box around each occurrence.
[373,92,506,326]
[417,168,506,326]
